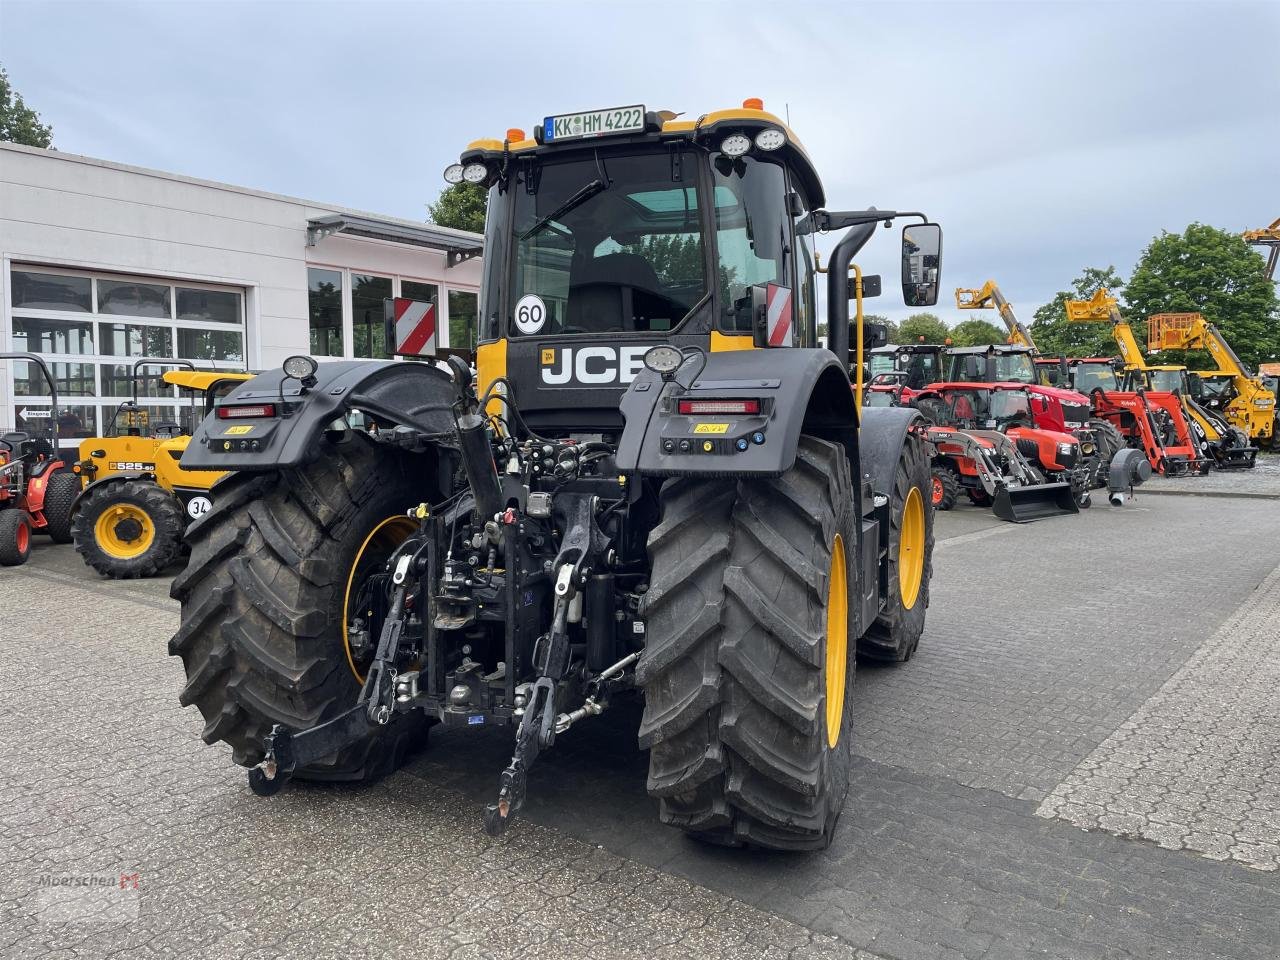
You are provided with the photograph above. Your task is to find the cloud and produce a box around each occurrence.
[2,0,1276,322]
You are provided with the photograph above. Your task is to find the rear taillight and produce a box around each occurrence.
[217,403,276,419]
[677,398,761,416]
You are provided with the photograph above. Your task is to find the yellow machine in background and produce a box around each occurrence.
[71,367,252,578]
[1066,290,1257,467]
[1244,217,1279,281]
[1145,312,1275,444]
[955,280,1038,351]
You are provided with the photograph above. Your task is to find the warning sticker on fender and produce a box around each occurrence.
[692,423,730,434]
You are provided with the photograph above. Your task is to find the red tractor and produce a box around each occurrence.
[912,382,1093,520]
[0,353,79,565]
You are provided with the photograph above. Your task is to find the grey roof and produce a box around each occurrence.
[306,214,482,267]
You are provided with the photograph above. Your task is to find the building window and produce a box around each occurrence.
[448,290,478,352]
[12,360,96,397]
[98,322,173,358]
[97,279,171,318]
[10,271,92,312]
[352,274,393,358]
[178,328,244,364]
[177,288,241,324]
[6,265,246,450]
[308,267,343,357]
[13,317,96,354]
[401,280,438,305]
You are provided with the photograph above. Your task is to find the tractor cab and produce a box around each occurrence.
[450,101,941,436]
[943,343,1037,385]
[868,343,944,391]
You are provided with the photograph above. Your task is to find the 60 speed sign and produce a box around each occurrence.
[514,294,547,335]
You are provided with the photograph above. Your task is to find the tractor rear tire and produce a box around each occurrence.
[168,435,432,780]
[1088,419,1126,488]
[42,471,80,543]
[930,463,960,511]
[72,480,184,579]
[858,435,934,663]
[638,436,857,850]
[0,510,32,566]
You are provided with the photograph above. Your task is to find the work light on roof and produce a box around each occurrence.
[754,128,786,151]
[462,163,488,184]
[442,163,465,184]
[720,134,751,157]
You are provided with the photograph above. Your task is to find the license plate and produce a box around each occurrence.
[544,105,645,142]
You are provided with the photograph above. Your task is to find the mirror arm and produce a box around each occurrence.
[803,208,928,233]
[826,221,878,367]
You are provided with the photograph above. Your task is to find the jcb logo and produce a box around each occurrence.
[541,346,651,386]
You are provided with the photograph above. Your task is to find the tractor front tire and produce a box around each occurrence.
[930,464,960,511]
[858,435,934,663]
[72,480,184,579]
[0,510,32,566]
[639,436,857,850]
[42,471,80,543]
[168,436,431,780]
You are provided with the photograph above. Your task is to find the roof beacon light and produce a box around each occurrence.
[462,163,488,184]
[506,128,525,143]
[742,97,764,110]
[442,163,465,184]
[720,134,751,157]
[754,128,786,151]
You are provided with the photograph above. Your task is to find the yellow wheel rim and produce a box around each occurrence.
[94,503,155,559]
[899,487,926,611]
[342,515,418,684]
[824,534,848,749]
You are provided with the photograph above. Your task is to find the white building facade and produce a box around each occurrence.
[0,142,483,445]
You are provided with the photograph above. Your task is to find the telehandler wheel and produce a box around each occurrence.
[0,510,32,566]
[639,436,857,851]
[42,471,80,543]
[72,479,184,579]
[858,435,933,663]
[168,436,432,781]
[929,464,960,511]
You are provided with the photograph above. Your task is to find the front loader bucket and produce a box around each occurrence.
[992,482,1080,523]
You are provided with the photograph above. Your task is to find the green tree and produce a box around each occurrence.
[426,182,486,233]
[949,318,1006,347]
[0,65,53,147]
[898,312,949,344]
[1123,223,1280,368]
[1030,266,1125,358]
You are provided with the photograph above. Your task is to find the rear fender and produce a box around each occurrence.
[860,406,924,501]
[180,361,460,472]
[616,348,858,478]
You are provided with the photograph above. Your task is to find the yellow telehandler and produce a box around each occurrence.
[1144,312,1275,446]
[70,361,252,577]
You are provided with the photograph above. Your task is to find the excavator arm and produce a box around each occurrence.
[955,280,1038,352]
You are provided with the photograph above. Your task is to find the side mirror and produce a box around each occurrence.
[864,322,890,349]
[962,355,983,380]
[901,223,942,307]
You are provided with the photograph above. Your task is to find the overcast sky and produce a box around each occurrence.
[2,0,1277,325]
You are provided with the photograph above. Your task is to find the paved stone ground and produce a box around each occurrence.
[1142,449,1280,498]
[1037,562,1280,871]
[3,493,1280,959]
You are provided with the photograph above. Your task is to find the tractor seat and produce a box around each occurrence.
[566,253,663,332]
[153,421,183,439]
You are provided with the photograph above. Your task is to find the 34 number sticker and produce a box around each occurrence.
[186,496,213,520]
[514,294,547,335]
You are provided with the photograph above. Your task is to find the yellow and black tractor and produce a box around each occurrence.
[71,362,252,577]
[170,99,941,850]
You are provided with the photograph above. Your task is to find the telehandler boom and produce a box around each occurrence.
[955,280,1037,352]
